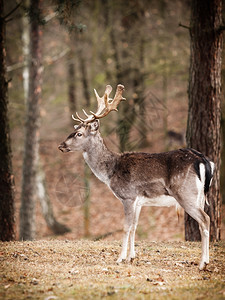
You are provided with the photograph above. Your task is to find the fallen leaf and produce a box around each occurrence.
[69,268,79,275]
[4,284,10,289]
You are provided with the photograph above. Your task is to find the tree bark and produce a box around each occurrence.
[79,54,90,107]
[36,158,71,235]
[22,0,30,104]
[220,0,225,205]
[20,0,43,240]
[0,0,15,241]
[185,0,223,241]
[21,0,70,236]
[67,52,76,120]
[83,163,90,238]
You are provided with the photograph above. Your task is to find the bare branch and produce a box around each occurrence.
[44,12,57,23]
[7,61,26,72]
[4,2,22,21]
[178,22,190,30]
[7,48,70,73]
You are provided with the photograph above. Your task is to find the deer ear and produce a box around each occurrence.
[89,120,99,132]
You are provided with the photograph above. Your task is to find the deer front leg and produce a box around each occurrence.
[116,200,135,263]
[127,204,142,262]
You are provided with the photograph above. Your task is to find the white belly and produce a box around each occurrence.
[136,195,178,207]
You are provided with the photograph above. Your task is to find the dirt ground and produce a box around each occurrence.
[0,240,225,299]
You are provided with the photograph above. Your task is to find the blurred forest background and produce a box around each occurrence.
[3,0,225,241]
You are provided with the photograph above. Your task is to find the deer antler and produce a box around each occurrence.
[72,84,125,124]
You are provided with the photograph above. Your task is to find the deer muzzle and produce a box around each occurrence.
[58,142,70,153]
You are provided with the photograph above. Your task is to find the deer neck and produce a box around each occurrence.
[82,132,118,185]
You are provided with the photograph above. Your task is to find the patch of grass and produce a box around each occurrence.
[0,240,225,299]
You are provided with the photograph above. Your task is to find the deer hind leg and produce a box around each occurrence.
[127,204,142,262]
[184,205,210,270]
[177,164,210,269]
[117,199,135,263]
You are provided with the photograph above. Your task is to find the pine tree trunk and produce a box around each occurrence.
[67,53,76,120]
[220,3,225,206]
[79,55,90,107]
[0,0,15,241]
[20,0,42,240]
[22,0,30,103]
[135,37,147,149]
[185,0,223,241]
[36,158,71,235]
[20,1,70,236]
[83,163,90,238]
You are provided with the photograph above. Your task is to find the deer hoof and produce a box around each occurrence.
[116,258,126,264]
[127,256,135,263]
[199,261,208,271]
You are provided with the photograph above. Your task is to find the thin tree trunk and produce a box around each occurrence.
[83,163,90,238]
[110,19,132,152]
[22,0,30,103]
[20,0,70,238]
[77,36,91,237]
[0,0,15,241]
[162,58,168,151]
[79,54,90,107]
[36,158,71,234]
[20,0,42,240]
[135,37,148,149]
[185,0,223,241]
[67,53,76,119]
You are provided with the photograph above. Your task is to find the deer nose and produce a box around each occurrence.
[58,142,66,152]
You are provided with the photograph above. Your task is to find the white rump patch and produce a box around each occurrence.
[210,161,215,174]
[136,195,178,207]
[209,161,215,187]
[196,163,205,207]
[199,163,205,184]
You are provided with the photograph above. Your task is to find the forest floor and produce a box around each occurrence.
[1,240,225,300]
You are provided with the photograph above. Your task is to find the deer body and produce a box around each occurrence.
[58,84,214,270]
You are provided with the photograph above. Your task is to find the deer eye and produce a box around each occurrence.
[76,132,83,137]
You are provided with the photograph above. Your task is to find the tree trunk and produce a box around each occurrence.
[22,0,30,103]
[20,0,43,240]
[21,1,70,236]
[36,158,71,235]
[76,36,91,237]
[79,54,90,107]
[135,37,148,149]
[83,163,90,238]
[0,0,15,241]
[67,52,76,121]
[185,0,223,241]
[220,2,225,205]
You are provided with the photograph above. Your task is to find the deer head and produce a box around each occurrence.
[58,84,125,153]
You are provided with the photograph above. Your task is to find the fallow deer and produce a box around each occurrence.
[58,84,214,270]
